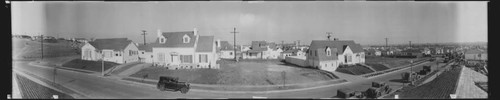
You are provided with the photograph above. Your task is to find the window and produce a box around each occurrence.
[142,52,144,54]
[159,37,166,43]
[183,35,190,43]
[104,51,113,58]
[84,49,92,59]
[116,54,119,56]
[199,54,208,63]
[158,53,164,61]
[180,55,193,63]
[326,48,331,56]
[315,51,318,56]
[229,52,233,56]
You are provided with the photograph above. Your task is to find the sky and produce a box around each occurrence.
[12,1,487,46]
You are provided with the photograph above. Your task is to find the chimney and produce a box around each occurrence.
[157,29,162,37]
[217,39,221,48]
[193,28,198,36]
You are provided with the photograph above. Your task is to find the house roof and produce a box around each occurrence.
[309,40,364,54]
[317,48,339,61]
[89,38,133,51]
[218,41,241,51]
[137,43,159,52]
[196,36,214,52]
[455,67,488,98]
[154,31,196,47]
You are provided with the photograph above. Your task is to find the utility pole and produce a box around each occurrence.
[385,38,388,48]
[41,34,43,60]
[326,32,333,41]
[230,27,239,62]
[141,30,147,45]
[101,51,105,76]
[409,41,412,48]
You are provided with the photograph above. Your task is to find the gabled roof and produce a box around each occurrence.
[196,36,214,52]
[317,47,338,61]
[309,40,364,54]
[154,31,196,47]
[218,41,240,51]
[89,38,133,51]
[137,43,158,52]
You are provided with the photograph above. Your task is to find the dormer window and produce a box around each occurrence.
[183,35,190,43]
[159,37,166,43]
[326,47,331,56]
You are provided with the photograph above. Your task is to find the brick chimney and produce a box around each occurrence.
[193,28,198,36]
[157,29,162,37]
[216,39,221,48]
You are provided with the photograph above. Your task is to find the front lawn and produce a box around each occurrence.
[130,59,338,85]
[336,64,375,75]
[61,59,118,72]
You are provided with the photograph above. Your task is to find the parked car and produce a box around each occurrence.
[156,76,190,94]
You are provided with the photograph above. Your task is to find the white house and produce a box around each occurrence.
[242,41,282,59]
[215,40,240,59]
[137,43,156,63]
[150,29,218,69]
[465,49,487,61]
[304,40,365,72]
[81,38,139,64]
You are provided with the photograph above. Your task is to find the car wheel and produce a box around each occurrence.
[180,87,188,94]
[158,84,166,91]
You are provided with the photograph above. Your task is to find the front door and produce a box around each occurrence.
[171,55,180,65]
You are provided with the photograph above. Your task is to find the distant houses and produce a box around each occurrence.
[81,38,140,64]
[365,49,381,56]
[242,41,283,59]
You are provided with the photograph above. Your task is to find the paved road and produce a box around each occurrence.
[13,59,441,99]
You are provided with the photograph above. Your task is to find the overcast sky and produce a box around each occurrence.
[12,1,487,45]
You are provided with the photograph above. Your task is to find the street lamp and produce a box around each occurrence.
[99,50,105,76]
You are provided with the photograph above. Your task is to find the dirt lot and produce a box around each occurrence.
[13,38,80,61]
[130,59,338,85]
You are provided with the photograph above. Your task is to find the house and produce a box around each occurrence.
[304,40,365,72]
[399,49,424,58]
[280,49,306,59]
[215,40,241,59]
[429,47,444,55]
[137,43,156,63]
[242,41,283,59]
[380,49,394,56]
[73,38,89,43]
[81,38,139,64]
[365,49,381,56]
[464,49,487,61]
[150,29,218,69]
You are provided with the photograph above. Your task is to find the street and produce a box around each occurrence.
[12,59,441,99]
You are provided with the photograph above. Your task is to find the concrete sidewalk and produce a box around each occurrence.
[108,62,142,75]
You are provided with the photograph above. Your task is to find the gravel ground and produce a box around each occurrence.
[16,74,74,99]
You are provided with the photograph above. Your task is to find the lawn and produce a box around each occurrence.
[61,59,118,72]
[365,56,427,68]
[336,64,375,75]
[365,63,390,71]
[130,59,338,85]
